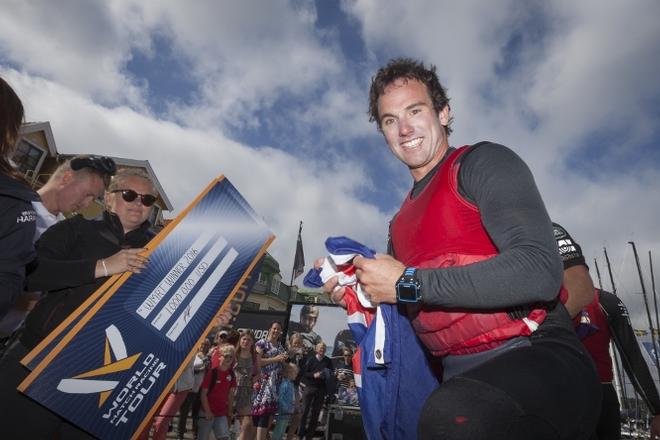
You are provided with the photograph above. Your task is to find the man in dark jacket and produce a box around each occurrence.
[298,341,333,440]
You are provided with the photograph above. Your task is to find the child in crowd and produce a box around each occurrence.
[199,344,237,440]
[271,362,299,440]
[338,380,359,407]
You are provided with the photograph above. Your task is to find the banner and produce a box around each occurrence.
[18,176,274,440]
[232,310,289,342]
[286,302,355,357]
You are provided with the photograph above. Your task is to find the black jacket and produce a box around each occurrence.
[300,352,333,389]
[0,173,38,319]
[21,211,153,349]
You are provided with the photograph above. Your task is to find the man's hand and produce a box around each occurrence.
[314,257,348,308]
[354,254,405,305]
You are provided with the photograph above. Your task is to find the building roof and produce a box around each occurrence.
[19,121,57,156]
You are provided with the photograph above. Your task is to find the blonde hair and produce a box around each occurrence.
[108,168,155,193]
[52,156,112,187]
[220,345,236,356]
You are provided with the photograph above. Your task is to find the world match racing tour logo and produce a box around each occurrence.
[57,325,167,426]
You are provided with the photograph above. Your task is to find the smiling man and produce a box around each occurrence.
[326,58,602,439]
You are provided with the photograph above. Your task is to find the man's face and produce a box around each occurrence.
[315,343,326,357]
[57,172,105,214]
[301,313,317,332]
[377,78,450,182]
[105,176,155,232]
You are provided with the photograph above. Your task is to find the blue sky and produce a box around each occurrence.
[2,0,660,327]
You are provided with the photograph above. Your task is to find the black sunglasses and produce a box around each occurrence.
[70,156,117,176]
[112,189,157,207]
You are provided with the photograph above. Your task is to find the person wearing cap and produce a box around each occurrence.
[288,305,322,354]
[33,155,115,239]
[0,155,117,344]
[0,167,157,439]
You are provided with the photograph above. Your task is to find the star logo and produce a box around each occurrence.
[56,325,142,407]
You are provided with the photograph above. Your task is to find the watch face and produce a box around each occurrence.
[397,283,419,303]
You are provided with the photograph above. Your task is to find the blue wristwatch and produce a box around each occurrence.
[396,267,422,303]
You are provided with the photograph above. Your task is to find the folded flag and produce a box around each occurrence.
[306,236,438,440]
[303,236,376,308]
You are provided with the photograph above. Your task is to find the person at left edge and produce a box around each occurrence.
[0,154,115,348]
[0,167,156,440]
[0,77,38,320]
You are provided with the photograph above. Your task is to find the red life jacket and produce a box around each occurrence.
[578,290,613,382]
[390,145,556,356]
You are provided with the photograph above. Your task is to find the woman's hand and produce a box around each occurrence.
[96,248,148,277]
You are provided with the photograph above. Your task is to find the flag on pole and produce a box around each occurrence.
[292,221,305,281]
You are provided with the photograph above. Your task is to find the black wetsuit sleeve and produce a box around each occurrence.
[26,217,97,291]
[552,222,587,270]
[600,290,660,415]
[416,143,562,309]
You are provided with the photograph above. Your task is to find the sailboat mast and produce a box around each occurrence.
[630,241,660,380]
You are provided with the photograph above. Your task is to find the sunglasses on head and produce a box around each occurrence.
[112,189,157,207]
[70,156,117,176]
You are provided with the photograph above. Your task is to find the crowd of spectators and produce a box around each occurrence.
[138,324,357,440]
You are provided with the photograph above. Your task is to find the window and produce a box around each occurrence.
[258,271,267,285]
[12,140,46,178]
[148,206,162,228]
[271,274,281,295]
[242,301,260,311]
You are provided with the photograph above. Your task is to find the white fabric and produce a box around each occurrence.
[192,353,206,392]
[374,306,385,365]
[175,358,196,392]
[32,200,64,242]
[319,256,375,308]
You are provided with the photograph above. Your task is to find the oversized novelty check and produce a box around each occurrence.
[18,176,274,439]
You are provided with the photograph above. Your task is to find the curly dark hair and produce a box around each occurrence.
[368,58,452,135]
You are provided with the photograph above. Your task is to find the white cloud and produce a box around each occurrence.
[3,0,660,325]
[346,0,660,322]
[3,68,390,281]
[0,0,150,107]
